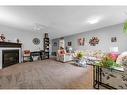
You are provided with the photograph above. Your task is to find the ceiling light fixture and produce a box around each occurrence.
[32,23,48,31]
[87,17,101,24]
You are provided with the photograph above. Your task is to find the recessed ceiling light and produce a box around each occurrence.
[87,17,101,24]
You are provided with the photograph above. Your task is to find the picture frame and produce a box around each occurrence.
[78,38,85,46]
[68,42,72,46]
[111,37,117,42]
[53,42,57,46]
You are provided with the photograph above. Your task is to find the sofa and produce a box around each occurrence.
[73,50,106,61]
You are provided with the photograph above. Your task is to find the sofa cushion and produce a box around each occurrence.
[83,50,106,59]
[116,52,127,64]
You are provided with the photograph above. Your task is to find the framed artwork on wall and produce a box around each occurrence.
[89,37,99,46]
[68,42,72,46]
[111,37,117,42]
[53,42,57,46]
[78,38,85,46]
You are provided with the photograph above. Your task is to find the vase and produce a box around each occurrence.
[75,59,87,67]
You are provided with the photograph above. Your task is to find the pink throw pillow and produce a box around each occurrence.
[109,52,119,61]
[60,50,65,54]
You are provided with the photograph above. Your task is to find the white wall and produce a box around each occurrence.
[0,24,44,51]
[52,24,127,53]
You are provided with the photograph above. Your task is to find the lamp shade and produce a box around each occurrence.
[69,47,72,51]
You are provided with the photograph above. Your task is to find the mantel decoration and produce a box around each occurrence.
[0,34,5,42]
[89,37,99,46]
[16,38,20,43]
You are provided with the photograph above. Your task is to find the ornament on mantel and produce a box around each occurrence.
[17,38,20,43]
[0,34,5,42]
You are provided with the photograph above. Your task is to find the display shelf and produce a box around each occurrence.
[43,34,49,59]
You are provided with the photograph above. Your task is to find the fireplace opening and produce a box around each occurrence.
[2,50,19,68]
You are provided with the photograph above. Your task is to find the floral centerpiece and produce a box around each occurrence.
[73,51,86,67]
[97,54,121,68]
[73,51,85,60]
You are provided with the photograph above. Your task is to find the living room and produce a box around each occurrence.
[1,3,127,93]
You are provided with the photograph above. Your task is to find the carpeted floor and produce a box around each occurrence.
[0,59,93,89]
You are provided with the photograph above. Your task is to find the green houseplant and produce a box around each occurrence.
[124,21,127,33]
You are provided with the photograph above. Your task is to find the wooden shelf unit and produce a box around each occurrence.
[44,38,49,59]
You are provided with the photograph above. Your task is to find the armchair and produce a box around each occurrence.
[56,49,73,62]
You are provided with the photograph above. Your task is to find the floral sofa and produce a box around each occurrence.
[74,50,106,60]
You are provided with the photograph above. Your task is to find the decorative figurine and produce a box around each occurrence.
[17,38,20,43]
[0,34,5,42]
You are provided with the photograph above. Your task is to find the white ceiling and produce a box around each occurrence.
[0,6,127,39]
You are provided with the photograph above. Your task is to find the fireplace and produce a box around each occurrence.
[0,42,22,69]
[2,50,19,68]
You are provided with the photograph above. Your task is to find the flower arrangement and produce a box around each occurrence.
[97,55,121,68]
[74,51,85,60]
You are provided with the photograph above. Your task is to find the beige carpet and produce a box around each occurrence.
[0,59,93,89]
